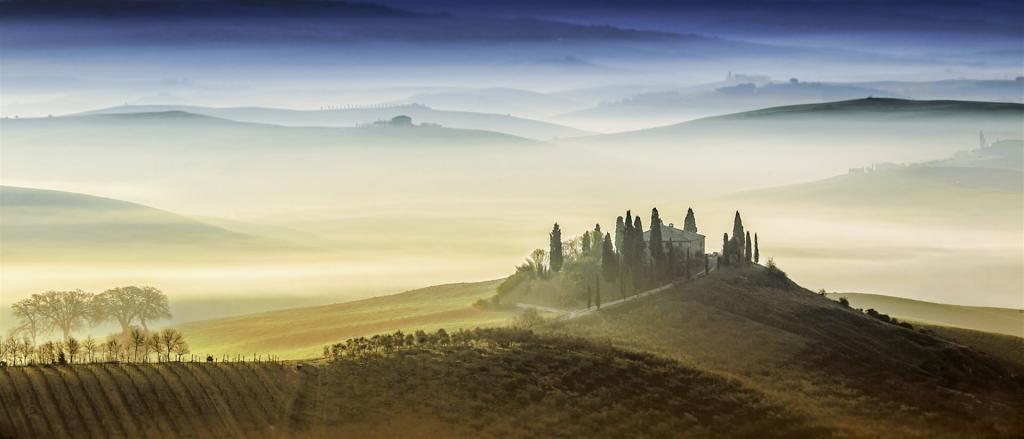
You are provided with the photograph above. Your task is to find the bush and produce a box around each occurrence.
[511,308,545,330]
[766,258,787,278]
[838,297,850,307]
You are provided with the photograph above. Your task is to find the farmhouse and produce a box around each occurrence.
[643,223,705,257]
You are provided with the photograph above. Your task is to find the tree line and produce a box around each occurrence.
[0,327,190,366]
[2,286,190,366]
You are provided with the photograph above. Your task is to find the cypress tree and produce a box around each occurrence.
[704,253,709,274]
[745,231,752,264]
[732,211,745,264]
[683,207,697,233]
[754,233,760,264]
[649,208,664,263]
[592,224,603,254]
[632,216,644,290]
[601,233,617,283]
[614,216,625,254]
[586,286,592,309]
[549,223,564,272]
[595,274,602,309]
[623,211,634,268]
[722,233,730,266]
[666,239,676,278]
[582,231,592,256]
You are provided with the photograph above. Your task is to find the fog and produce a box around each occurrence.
[1,1,1022,332]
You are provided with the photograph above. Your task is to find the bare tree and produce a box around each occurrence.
[11,296,47,346]
[37,290,94,342]
[128,327,147,363]
[160,329,187,362]
[529,248,547,276]
[66,337,81,364]
[104,338,122,362]
[0,337,8,365]
[83,336,98,363]
[147,333,162,362]
[19,337,34,366]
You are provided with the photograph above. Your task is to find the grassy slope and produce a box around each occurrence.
[920,324,1024,369]
[0,330,823,438]
[547,266,1024,438]
[180,280,515,359]
[830,292,1023,337]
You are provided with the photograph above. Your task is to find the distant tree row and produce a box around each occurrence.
[323,327,540,360]
[10,286,171,346]
[0,327,189,366]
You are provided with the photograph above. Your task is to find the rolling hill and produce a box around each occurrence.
[394,87,590,119]
[75,104,590,140]
[18,264,1019,437]
[705,97,1024,120]
[180,280,516,359]
[0,185,290,263]
[548,266,1024,438]
[555,81,900,131]
[0,329,822,438]
[3,111,536,148]
[828,293,1023,337]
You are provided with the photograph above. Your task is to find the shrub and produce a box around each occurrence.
[838,297,850,307]
[511,308,545,330]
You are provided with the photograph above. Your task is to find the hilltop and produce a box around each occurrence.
[829,292,1023,337]
[549,266,1024,438]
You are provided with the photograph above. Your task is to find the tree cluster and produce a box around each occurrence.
[720,211,761,267]
[10,286,171,345]
[498,207,713,308]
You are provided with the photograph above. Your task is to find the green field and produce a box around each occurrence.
[180,280,517,359]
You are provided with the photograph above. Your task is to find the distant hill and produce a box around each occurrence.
[708,97,1024,121]
[551,267,1024,437]
[76,104,589,140]
[829,293,1023,337]
[556,82,900,131]
[720,165,1023,228]
[181,280,515,359]
[394,87,589,119]
[582,97,1024,145]
[0,186,289,263]
[852,79,1024,104]
[2,110,537,151]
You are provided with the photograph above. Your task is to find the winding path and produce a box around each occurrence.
[516,269,709,321]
